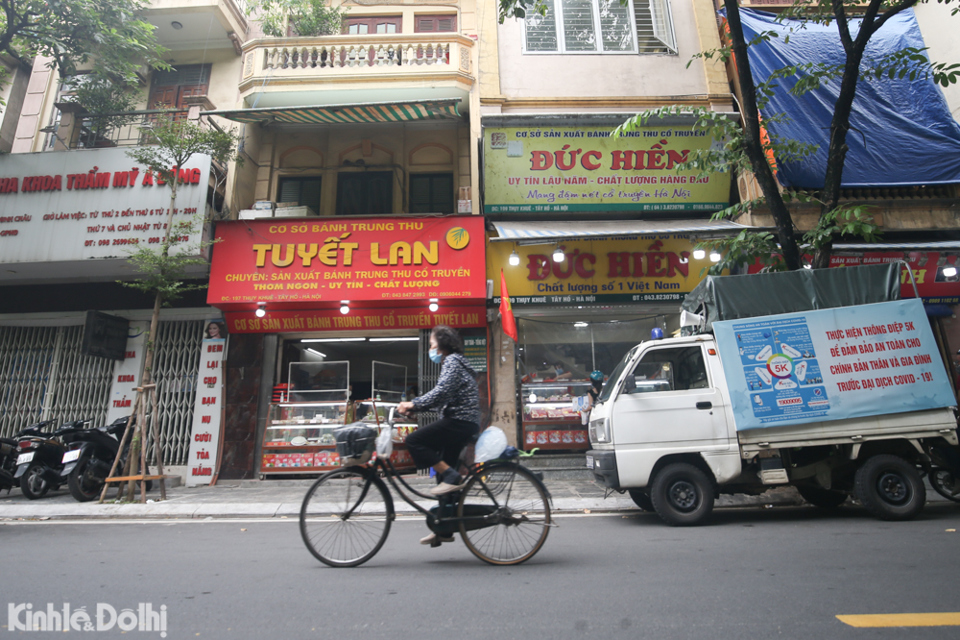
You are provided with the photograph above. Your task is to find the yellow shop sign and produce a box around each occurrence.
[483,125,730,214]
[488,235,711,306]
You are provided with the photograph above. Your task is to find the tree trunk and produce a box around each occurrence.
[723,0,803,270]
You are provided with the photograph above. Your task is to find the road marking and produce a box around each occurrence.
[837,613,960,627]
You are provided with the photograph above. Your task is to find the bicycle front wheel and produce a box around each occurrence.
[300,468,392,567]
[458,463,551,565]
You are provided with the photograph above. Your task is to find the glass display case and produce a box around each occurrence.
[260,360,418,476]
[520,381,592,451]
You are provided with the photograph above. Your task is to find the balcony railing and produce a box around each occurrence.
[240,34,474,88]
[53,109,219,150]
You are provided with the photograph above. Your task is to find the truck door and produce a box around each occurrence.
[611,344,730,453]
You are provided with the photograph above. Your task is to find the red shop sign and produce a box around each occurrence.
[207,216,486,311]
[224,306,486,334]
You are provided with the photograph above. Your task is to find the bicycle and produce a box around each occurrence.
[299,418,552,567]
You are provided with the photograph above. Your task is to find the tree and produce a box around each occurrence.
[0,0,166,112]
[246,0,345,37]
[499,0,960,272]
[119,114,240,492]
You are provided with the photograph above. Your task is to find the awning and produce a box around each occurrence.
[489,219,756,242]
[205,99,461,125]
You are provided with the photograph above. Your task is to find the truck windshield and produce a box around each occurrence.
[597,345,639,403]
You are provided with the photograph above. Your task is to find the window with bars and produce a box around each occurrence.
[409,173,454,214]
[524,0,676,55]
[278,176,322,215]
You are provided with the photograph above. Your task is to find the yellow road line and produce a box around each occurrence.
[837,613,960,628]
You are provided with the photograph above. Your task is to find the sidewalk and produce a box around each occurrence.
[6,474,946,520]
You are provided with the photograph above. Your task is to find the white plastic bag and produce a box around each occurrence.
[474,426,508,463]
[375,426,393,457]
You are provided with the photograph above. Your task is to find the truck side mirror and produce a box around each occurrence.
[623,374,636,394]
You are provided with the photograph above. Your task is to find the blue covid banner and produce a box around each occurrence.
[713,299,956,431]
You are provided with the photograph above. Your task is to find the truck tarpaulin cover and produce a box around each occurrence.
[713,298,956,431]
[729,8,960,188]
[682,263,900,330]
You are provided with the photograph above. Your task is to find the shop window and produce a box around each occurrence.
[344,16,402,34]
[409,173,454,214]
[524,0,675,55]
[624,346,707,394]
[415,15,457,33]
[336,171,393,215]
[277,176,322,214]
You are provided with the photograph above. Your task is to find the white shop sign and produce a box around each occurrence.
[105,321,148,425]
[186,331,226,486]
[0,147,211,264]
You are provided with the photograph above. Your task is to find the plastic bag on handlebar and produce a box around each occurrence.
[375,426,393,457]
[474,426,508,463]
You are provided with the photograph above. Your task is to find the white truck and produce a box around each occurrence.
[585,265,960,525]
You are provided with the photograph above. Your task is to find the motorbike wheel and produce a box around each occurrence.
[68,458,104,502]
[929,467,960,503]
[20,464,50,500]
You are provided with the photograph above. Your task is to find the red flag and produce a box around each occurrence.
[499,269,518,342]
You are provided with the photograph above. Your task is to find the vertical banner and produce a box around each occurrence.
[186,322,226,486]
[714,299,956,430]
[105,321,148,424]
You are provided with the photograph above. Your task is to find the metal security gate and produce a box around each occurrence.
[146,319,205,466]
[0,320,206,467]
[0,326,113,439]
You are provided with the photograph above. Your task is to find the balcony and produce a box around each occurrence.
[238,34,475,108]
[146,0,247,53]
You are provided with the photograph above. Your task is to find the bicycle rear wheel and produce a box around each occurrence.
[300,468,392,567]
[457,463,550,565]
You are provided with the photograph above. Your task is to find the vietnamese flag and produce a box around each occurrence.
[499,269,518,342]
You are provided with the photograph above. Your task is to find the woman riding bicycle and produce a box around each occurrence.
[397,325,480,545]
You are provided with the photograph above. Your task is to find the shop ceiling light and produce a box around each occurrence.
[305,348,326,358]
[552,245,565,262]
[944,266,958,278]
[508,250,520,266]
[301,338,366,343]
[692,249,706,260]
[368,337,419,342]
[171,21,183,30]
[574,322,588,328]
[709,251,722,263]
[255,302,266,318]
[340,301,350,314]
[429,298,439,312]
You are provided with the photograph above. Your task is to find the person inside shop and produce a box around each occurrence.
[546,361,574,381]
[397,325,481,546]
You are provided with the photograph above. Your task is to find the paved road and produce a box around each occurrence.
[4,504,960,639]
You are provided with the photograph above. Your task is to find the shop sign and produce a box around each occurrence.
[104,321,147,425]
[463,334,487,372]
[488,235,709,306]
[747,251,960,303]
[0,147,210,264]
[714,299,955,431]
[224,306,486,334]
[186,325,226,486]
[81,311,130,361]
[208,217,486,307]
[483,125,730,214]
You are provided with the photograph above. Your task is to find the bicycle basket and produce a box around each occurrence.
[335,423,377,466]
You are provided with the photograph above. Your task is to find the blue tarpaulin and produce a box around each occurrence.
[729,8,960,189]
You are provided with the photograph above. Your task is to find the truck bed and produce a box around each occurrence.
[737,407,958,455]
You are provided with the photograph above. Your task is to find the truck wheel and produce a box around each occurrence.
[796,485,848,508]
[627,489,653,511]
[854,454,925,521]
[650,463,714,526]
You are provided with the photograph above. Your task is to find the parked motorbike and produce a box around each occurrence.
[0,422,45,492]
[61,415,148,502]
[13,419,85,499]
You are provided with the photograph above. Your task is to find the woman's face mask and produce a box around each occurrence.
[429,348,443,364]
